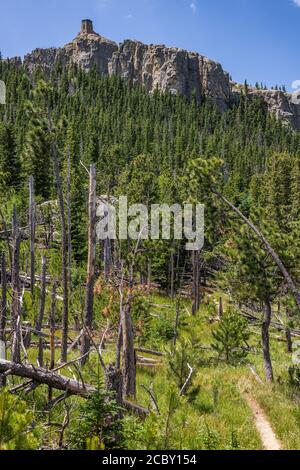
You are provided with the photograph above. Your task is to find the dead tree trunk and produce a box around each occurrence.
[49,117,69,364]
[192,251,200,316]
[81,164,97,365]
[0,207,12,271]
[0,359,149,417]
[122,298,136,399]
[29,176,36,296]
[147,260,152,287]
[104,238,112,280]
[0,253,7,344]
[67,147,72,290]
[36,256,47,367]
[105,364,123,408]
[116,321,123,370]
[0,253,7,386]
[49,281,58,402]
[0,359,93,397]
[218,297,224,319]
[0,359,148,415]
[285,308,293,353]
[286,329,293,354]
[104,364,124,442]
[173,299,180,347]
[262,300,274,383]
[11,206,21,364]
[170,250,175,300]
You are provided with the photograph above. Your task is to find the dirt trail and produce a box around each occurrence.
[243,392,282,450]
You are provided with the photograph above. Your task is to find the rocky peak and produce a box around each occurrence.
[72,19,102,41]
[15,20,300,129]
[62,20,118,74]
[80,19,95,36]
[249,88,300,129]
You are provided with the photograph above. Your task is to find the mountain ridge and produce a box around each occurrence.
[7,19,300,130]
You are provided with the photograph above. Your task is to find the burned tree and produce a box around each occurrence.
[35,256,47,367]
[81,164,97,364]
[285,308,293,354]
[48,114,69,364]
[120,291,136,399]
[48,281,58,402]
[0,253,7,386]
[29,175,36,296]
[192,250,201,316]
[262,300,274,383]
[67,147,72,290]
[11,206,21,364]
[0,253,6,345]
[0,207,12,271]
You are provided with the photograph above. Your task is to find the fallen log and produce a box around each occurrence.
[149,303,172,310]
[67,330,83,354]
[20,272,52,284]
[4,327,60,340]
[42,324,78,332]
[2,271,51,289]
[241,310,300,337]
[249,329,288,342]
[137,363,159,369]
[0,359,92,397]
[136,355,160,364]
[27,341,69,348]
[0,359,149,416]
[135,347,165,357]
[0,222,45,238]
[123,400,149,417]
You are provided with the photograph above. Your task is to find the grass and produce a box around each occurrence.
[244,326,300,450]
[130,293,300,450]
[3,290,300,450]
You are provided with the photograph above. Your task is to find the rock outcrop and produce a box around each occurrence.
[10,20,300,129]
[22,20,231,110]
[249,88,300,130]
[61,26,118,75]
[23,21,118,75]
[108,40,231,110]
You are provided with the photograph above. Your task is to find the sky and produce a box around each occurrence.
[0,0,300,91]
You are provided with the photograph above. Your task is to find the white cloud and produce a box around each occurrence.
[293,0,300,6]
[292,80,300,90]
[190,2,197,14]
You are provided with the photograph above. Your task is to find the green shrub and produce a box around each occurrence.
[167,339,204,393]
[141,314,174,347]
[68,388,124,450]
[200,424,221,450]
[0,391,39,450]
[122,389,180,450]
[211,309,250,365]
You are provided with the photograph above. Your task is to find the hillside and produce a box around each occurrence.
[7,19,300,130]
[1,20,300,452]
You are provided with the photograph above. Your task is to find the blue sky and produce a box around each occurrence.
[0,0,300,90]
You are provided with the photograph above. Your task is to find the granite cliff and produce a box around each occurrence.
[10,19,300,129]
